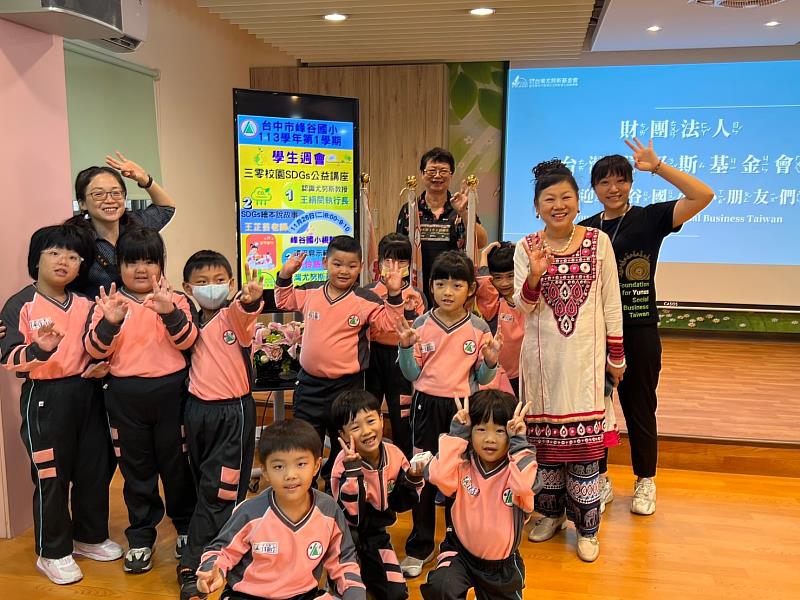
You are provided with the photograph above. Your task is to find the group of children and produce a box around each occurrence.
[1,220,538,600]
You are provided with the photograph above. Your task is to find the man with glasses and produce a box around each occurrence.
[396,147,488,302]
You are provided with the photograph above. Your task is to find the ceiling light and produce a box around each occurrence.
[764,20,781,27]
[469,8,495,16]
[323,13,347,22]
[646,25,661,32]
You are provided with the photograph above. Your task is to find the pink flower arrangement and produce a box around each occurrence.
[253,321,304,365]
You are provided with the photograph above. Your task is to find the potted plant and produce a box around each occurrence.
[252,321,303,385]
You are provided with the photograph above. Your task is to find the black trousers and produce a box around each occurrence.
[406,391,456,560]
[616,324,661,478]
[104,371,197,548]
[20,376,113,558]
[365,342,413,457]
[509,377,520,399]
[180,394,256,571]
[352,528,408,600]
[293,369,364,485]
[421,532,525,600]
[221,588,328,600]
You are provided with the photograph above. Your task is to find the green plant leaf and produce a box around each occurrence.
[461,62,493,84]
[450,73,478,120]
[448,64,461,90]
[491,70,505,88]
[478,88,502,129]
[448,107,461,125]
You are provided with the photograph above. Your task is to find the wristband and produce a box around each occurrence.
[651,160,662,176]
[138,174,154,189]
[607,356,626,369]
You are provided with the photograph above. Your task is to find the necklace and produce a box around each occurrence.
[543,224,576,254]
[601,204,631,245]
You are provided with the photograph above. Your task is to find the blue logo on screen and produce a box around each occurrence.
[240,119,258,138]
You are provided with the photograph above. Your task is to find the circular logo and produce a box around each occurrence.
[347,315,360,327]
[387,479,396,494]
[223,330,236,345]
[624,257,651,281]
[240,119,258,138]
[307,541,323,560]
[502,487,513,507]
[463,340,477,355]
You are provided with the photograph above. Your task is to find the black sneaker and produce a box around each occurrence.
[174,535,188,560]
[123,547,153,573]
[178,567,207,600]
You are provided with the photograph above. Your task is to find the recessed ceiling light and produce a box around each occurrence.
[323,13,347,22]
[469,8,495,16]
[764,20,781,27]
[646,25,661,32]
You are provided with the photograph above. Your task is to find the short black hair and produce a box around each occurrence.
[590,154,634,188]
[378,233,412,262]
[183,250,233,282]
[27,224,94,280]
[469,389,517,428]
[419,147,455,174]
[258,419,322,463]
[487,242,514,274]
[74,166,127,202]
[327,235,362,260]
[532,159,579,206]
[331,390,382,434]
[117,226,166,271]
[429,250,475,288]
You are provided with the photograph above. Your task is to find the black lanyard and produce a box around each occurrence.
[601,205,630,245]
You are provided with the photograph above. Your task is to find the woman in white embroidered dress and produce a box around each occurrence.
[513,159,625,562]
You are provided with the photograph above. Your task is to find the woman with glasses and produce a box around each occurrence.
[66,152,176,297]
[396,147,488,302]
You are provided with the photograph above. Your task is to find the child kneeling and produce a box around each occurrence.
[420,390,540,600]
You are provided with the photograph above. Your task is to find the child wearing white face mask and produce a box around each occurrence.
[178,250,264,600]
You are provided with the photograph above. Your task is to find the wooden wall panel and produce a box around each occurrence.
[250,63,448,240]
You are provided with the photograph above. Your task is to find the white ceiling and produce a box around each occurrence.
[593,0,800,52]
[196,0,598,64]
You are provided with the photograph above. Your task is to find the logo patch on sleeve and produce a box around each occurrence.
[463,340,477,355]
[222,330,236,345]
[252,541,279,554]
[502,487,514,506]
[307,541,324,559]
[347,314,360,327]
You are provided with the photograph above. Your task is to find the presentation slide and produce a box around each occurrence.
[503,61,800,306]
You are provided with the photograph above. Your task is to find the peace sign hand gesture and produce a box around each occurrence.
[96,282,128,325]
[105,151,149,186]
[337,434,362,463]
[240,269,263,305]
[523,235,553,285]
[623,137,660,173]
[506,400,529,437]
[143,276,175,315]
[451,180,470,219]
[481,331,503,367]
[453,396,471,427]
[395,316,420,348]
[279,252,307,279]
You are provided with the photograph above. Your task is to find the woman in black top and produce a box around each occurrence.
[580,137,714,516]
[67,152,175,298]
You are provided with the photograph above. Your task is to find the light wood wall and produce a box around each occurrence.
[250,64,448,238]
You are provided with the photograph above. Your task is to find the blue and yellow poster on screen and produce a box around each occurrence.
[236,115,355,288]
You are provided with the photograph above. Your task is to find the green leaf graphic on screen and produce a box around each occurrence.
[242,121,257,136]
[451,73,477,120]
[252,187,272,201]
[491,70,504,88]
[462,62,493,84]
[254,153,264,165]
[478,89,502,130]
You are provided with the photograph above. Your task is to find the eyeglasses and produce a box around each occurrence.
[422,168,452,177]
[88,189,125,201]
[41,250,84,264]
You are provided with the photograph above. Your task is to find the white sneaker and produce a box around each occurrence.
[36,555,83,585]
[576,535,600,562]
[73,538,123,561]
[174,534,188,559]
[631,477,656,515]
[599,475,614,514]
[527,514,567,542]
[399,550,435,578]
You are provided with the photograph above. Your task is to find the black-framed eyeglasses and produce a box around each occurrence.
[423,168,452,177]
[88,190,125,201]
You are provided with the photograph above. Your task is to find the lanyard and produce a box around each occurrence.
[601,204,630,245]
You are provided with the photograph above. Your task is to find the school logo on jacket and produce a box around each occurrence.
[223,330,236,345]
[503,488,513,507]
[463,340,477,355]
[347,315,360,327]
[253,541,279,554]
[387,479,396,494]
[29,317,54,330]
[307,541,324,559]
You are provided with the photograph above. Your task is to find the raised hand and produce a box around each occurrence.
[196,567,224,594]
[407,451,432,478]
[240,268,263,304]
[96,283,128,325]
[395,316,420,348]
[33,322,64,353]
[451,180,470,219]
[105,151,148,186]
[481,331,503,367]
[81,361,110,379]
[623,137,660,173]
[337,434,362,463]
[506,400,529,437]
[383,259,404,296]
[480,241,501,268]
[522,235,553,285]
[279,251,307,279]
[143,275,175,315]
[453,396,471,427]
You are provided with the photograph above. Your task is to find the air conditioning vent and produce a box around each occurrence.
[690,0,785,8]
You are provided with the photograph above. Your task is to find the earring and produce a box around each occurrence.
[535,213,540,218]
[83,212,90,220]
